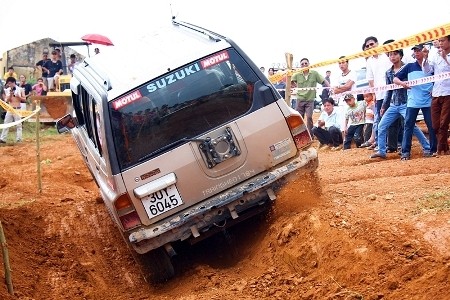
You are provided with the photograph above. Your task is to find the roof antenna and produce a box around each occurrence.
[170,3,176,20]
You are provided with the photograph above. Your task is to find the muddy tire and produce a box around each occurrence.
[135,247,175,284]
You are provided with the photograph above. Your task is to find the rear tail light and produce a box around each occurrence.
[114,194,141,230]
[286,115,311,149]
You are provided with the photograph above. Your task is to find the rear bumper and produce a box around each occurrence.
[128,147,318,253]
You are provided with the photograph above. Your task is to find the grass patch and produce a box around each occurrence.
[0,120,58,143]
[23,122,58,139]
[414,190,450,214]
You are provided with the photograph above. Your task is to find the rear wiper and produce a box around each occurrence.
[137,137,206,162]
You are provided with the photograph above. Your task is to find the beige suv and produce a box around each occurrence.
[57,19,318,282]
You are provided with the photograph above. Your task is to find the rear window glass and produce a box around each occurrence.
[109,48,257,170]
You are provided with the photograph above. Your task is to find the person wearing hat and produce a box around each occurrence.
[342,93,366,150]
[35,52,50,87]
[42,50,63,91]
[371,49,431,159]
[393,43,436,160]
[423,35,450,156]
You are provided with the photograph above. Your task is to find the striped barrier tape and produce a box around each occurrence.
[276,71,450,98]
[0,100,36,117]
[0,101,41,129]
[332,71,450,99]
[269,22,450,83]
[276,87,329,92]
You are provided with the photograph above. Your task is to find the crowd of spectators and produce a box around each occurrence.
[1,49,80,144]
[279,35,450,159]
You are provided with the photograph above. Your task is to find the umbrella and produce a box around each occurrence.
[81,34,114,46]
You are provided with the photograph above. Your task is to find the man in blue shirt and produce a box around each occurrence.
[393,44,437,160]
[371,49,431,159]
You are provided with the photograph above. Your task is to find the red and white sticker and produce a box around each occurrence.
[112,90,142,110]
[200,50,230,69]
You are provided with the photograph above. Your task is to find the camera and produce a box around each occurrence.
[11,86,16,91]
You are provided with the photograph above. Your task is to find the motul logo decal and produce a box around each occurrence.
[113,90,143,110]
[201,51,229,68]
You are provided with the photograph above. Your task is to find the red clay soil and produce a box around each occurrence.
[1,129,449,300]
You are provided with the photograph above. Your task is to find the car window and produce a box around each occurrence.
[109,48,257,170]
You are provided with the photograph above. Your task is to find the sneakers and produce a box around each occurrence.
[330,146,342,151]
[0,139,6,144]
[319,144,330,150]
[359,141,373,148]
[423,152,433,158]
[367,143,377,150]
[400,155,410,161]
[433,150,450,157]
[370,152,386,159]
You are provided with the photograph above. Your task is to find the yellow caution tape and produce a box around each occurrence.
[0,101,36,118]
[269,22,450,83]
[0,101,41,129]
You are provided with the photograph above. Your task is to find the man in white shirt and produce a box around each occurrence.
[332,56,357,107]
[364,36,392,149]
[311,98,344,151]
[422,35,450,156]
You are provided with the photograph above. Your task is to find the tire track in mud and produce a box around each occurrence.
[42,198,145,298]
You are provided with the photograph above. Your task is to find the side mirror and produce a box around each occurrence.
[56,114,76,134]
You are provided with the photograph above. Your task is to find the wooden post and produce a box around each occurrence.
[36,100,42,193]
[284,53,293,106]
[0,221,14,295]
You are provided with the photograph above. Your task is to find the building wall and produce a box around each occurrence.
[2,38,85,83]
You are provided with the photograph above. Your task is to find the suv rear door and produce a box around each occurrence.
[109,49,299,225]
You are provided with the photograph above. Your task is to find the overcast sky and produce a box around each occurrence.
[1,1,450,81]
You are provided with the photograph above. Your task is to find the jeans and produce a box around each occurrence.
[312,126,343,147]
[401,107,436,157]
[373,99,383,144]
[343,124,364,149]
[387,117,402,150]
[364,123,373,142]
[378,104,429,156]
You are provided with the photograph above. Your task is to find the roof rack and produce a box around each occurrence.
[171,17,225,43]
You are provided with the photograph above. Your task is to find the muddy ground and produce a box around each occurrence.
[0,124,449,300]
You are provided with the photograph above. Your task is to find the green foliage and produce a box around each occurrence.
[22,122,58,139]
[0,121,58,144]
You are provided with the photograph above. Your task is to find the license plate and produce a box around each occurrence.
[141,184,183,219]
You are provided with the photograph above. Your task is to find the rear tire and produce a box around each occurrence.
[135,247,175,284]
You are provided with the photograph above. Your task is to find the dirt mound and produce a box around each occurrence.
[1,134,449,299]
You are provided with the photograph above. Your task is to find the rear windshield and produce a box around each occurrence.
[109,48,258,170]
